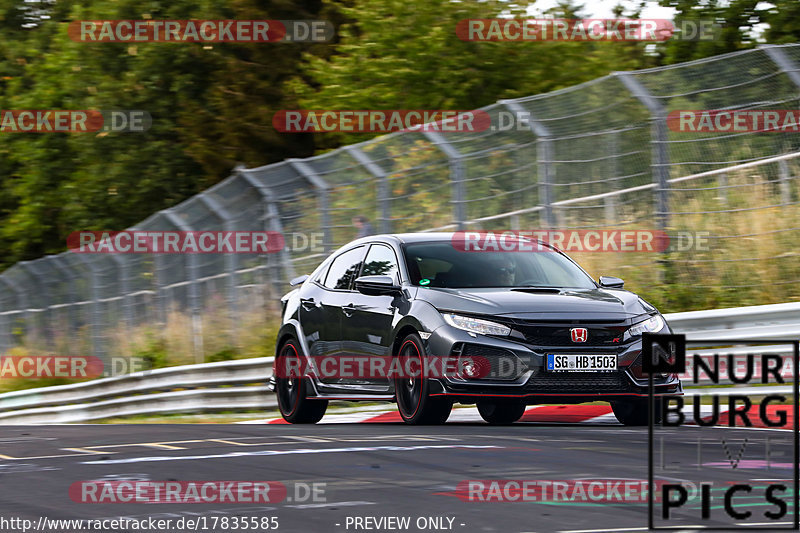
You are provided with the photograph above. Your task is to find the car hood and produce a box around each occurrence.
[416,287,655,321]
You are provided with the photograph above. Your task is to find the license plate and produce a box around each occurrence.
[546,354,617,372]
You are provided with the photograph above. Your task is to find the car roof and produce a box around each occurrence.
[340,233,457,248]
[390,232,457,243]
[351,232,548,245]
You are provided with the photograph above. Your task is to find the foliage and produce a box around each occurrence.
[0,0,324,267]
[654,0,800,63]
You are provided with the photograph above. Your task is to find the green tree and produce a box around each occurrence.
[0,0,325,266]
[288,0,654,149]
[653,0,800,64]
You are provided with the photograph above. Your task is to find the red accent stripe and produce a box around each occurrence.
[519,404,612,423]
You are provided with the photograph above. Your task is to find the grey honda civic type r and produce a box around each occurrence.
[270,232,681,425]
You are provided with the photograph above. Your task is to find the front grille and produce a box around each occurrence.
[525,371,631,393]
[505,323,627,347]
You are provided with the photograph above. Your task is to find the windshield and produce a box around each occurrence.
[402,241,596,289]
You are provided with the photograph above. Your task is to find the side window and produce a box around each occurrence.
[361,244,399,282]
[323,246,365,290]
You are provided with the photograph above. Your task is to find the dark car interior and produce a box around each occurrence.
[403,242,593,289]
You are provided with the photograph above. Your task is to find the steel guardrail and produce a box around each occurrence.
[0,302,797,424]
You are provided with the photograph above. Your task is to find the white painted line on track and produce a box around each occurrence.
[80,444,503,465]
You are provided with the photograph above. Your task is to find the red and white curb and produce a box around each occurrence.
[237,405,617,424]
[239,403,794,429]
[240,405,623,425]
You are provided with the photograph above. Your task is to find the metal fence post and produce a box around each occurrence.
[760,46,800,207]
[48,255,83,353]
[162,210,204,364]
[605,132,619,225]
[502,100,555,228]
[237,170,296,292]
[421,130,465,230]
[345,146,391,233]
[615,72,670,233]
[779,159,792,204]
[718,173,728,205]
[109,254,134,332]
[263,191,296,296]
[18,261,45,349]
[75,255,105,363]
[760,45,800,89]
[153,251,168,327]
[197,193,239,335]
[288,159,332,252]
[129,222,167,328]
[49,255,79,332]
[19,261,53,350]
[0,276,22,354]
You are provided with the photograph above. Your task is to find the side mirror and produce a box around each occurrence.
[599,276,624,289]
[354,275,401,296]
[289,274,309,287]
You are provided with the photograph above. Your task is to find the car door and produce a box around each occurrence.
[341,243,401,389]
[299,245,366,385]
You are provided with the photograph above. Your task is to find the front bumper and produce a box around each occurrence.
[424,323,682,403]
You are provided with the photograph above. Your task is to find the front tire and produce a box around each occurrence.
[394,333,452,424]
[612,398,661,426]
[275,340,328,423]
[477,400,526,425]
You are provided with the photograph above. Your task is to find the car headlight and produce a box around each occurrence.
[626,314,666,339]
[442,313,511,336]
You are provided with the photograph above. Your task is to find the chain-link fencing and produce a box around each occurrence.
[2,43,800,366]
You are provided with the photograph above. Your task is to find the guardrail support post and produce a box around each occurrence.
[422,130,465,230]
[502,100,555,228]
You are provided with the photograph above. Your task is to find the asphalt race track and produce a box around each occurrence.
[0,419,796,533]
